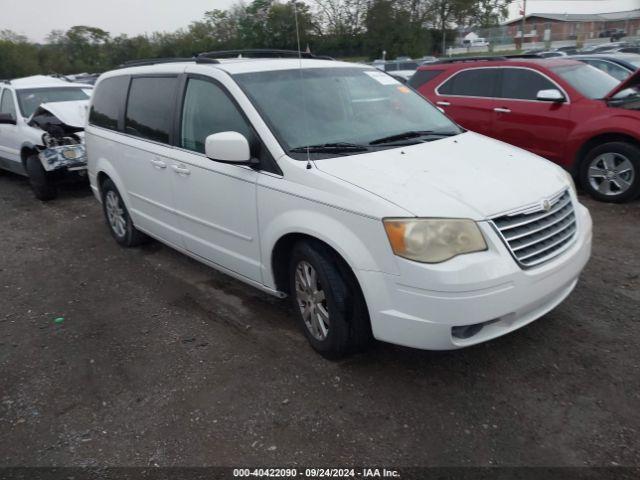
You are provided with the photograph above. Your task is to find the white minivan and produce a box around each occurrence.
[86,51,592,358]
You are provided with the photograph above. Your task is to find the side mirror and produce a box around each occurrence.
[204,131,254,165]
[537,89,565,102]
[0,113,16,125]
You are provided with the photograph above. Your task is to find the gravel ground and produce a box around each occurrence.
[0,172,639,468]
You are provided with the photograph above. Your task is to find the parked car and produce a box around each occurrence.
[569,53,640,81]
[599,29,626,41]
[418,56,438,64]
[537,50,568,58]
[580,41,632,54]
[86,51,591,358]
[462,38,490,48]
[410,57,640,202]
[0,75,92,200]
[376,60,420,81]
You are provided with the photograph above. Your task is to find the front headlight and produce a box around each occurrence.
[383,218,487,263]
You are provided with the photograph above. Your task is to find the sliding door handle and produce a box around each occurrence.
[494,107,511,113]
[150,158,167,169]
[436,101,451,106]
[172,164,191,176]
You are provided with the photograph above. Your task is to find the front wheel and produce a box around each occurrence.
[25,154,57,201]
[580,142,640,203]
[289,241,372,359]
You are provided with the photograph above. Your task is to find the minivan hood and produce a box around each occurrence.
[605,68,640,100]
[314,132,568,220]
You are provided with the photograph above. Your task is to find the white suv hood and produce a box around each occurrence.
[315,132,569,220]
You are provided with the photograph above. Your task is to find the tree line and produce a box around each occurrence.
[0,0,510,79]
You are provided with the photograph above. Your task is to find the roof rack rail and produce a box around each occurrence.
[117,57,220,69]
[196,49,334,60]
[431,56,508,64]
[504,53,545,59]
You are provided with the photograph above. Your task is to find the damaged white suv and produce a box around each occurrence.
[0,75,92,200]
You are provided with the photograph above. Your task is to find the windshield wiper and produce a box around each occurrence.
[369,130,459,145]
[289,142,369,153]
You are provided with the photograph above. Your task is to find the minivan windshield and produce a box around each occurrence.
[550,63,619,99]
[234,67,461,159]
[16,87,91,118]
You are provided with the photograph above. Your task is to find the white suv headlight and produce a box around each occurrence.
[383,218,487,263]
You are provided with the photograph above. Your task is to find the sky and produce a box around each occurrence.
[0,0,236,43]
[1,0,638,42]
[506,0,640,21]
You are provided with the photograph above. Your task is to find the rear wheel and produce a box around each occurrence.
[25,154,57,201]
[101,178,148,247]
[289,241,372,359]
[580,142,640,203]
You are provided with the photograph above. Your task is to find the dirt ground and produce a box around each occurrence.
[0,171,639,468]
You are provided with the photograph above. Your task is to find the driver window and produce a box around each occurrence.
[0,89,17,119]
[180,78,254,154]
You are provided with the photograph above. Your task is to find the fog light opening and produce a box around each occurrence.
[451,318,501,340]
[452,323,484,340]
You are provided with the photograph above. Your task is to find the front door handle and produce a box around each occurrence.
[436,101,451,106]
[494,107,511,113]
[172,164,191,176]
[150,158,167,169]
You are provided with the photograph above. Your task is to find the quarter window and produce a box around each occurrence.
[0,89,17,119]
[89,76,129,130]
[438,69,499,97]
[125,76,177,144]
[499,69,557,100]
[180,78,254,154]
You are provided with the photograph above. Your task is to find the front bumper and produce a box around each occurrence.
[359,203,592,350]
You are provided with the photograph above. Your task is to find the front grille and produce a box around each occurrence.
[492,190,577,268]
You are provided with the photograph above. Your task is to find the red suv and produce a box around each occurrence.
[410,57,640,202]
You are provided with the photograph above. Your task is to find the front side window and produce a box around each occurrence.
[550,63,619,99]
[125,76,177,144]
[16,87,90,118]
[0,89,17,119]
[500,68,557,100]
[234,67,461,159]
[438,69,499,97]
[180,78,254,154]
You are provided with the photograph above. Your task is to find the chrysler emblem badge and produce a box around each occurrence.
[542,199,551,212]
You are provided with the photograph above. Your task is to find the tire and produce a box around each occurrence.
[579,141,640,203]
[25,154,57,201]
[100,178,148,247]
[289,240,372,359]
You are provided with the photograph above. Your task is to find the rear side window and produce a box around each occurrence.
[500,68,557,100]
[125,76,177,144]
[438,69,499,97]
[90,76,128,130]
[408,69,445,90]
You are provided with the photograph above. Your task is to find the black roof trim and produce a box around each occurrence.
[117,57,220,69]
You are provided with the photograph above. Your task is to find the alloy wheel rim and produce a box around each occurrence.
[588,152,635,196]
[105,191,126,238]
[294,261,330,341]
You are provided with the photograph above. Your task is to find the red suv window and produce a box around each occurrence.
[438,69,500,97]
